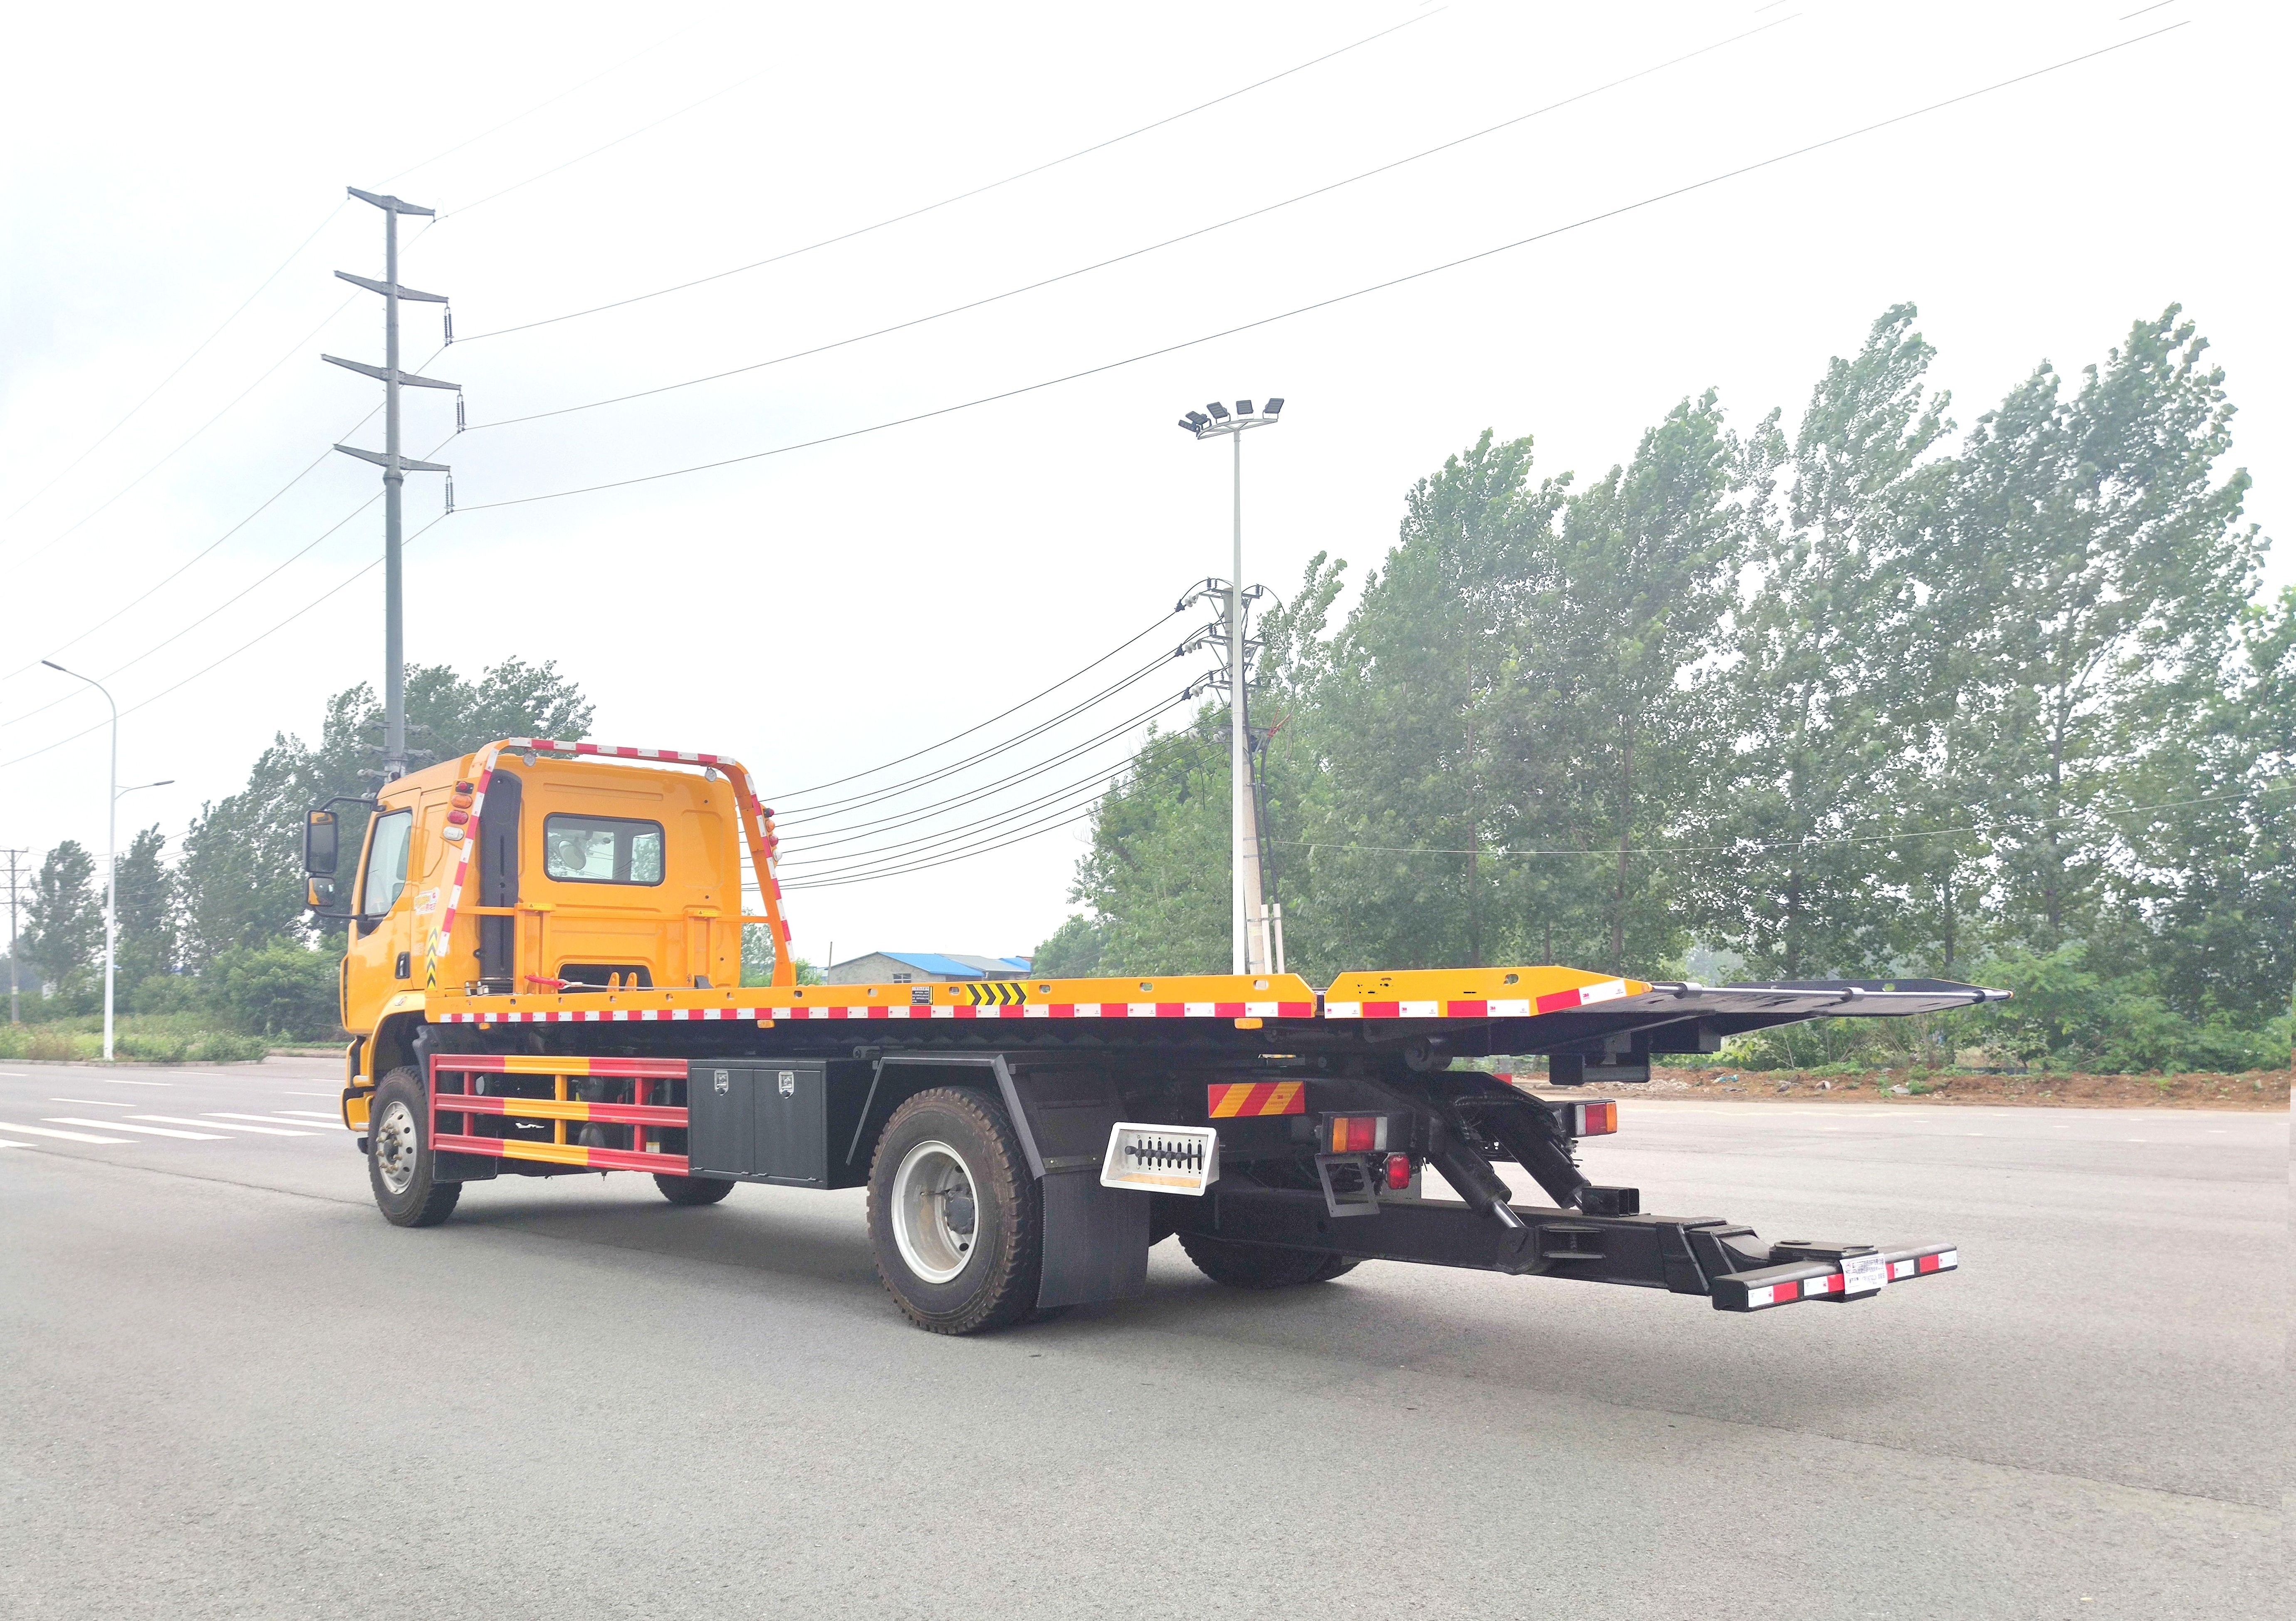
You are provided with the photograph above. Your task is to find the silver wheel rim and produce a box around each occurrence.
[890,1138,980,1284]
[374,1098,419,1195]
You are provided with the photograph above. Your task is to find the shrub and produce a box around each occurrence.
[211,942,342,1039]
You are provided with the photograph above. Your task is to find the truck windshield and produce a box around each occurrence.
[361,809,413,919]
[544,814,664,885]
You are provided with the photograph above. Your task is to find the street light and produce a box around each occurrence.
[1177,397,1285,975]
[38,662,161,1062]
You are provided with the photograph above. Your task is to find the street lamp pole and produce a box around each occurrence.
[1177,398,1284,974]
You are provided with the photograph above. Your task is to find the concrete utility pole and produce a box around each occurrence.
[1176,397,1283,974]
[2,847,25,1025]
[38,661,121,1058]
[329,186,457,784]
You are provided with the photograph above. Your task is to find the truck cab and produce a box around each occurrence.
[313,750,750,1089]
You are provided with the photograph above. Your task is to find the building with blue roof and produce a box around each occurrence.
[824,951,1033,985]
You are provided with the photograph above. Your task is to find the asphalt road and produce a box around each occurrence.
[1,1058,2283,1619]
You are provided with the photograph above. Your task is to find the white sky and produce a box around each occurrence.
[1,0,2285,969]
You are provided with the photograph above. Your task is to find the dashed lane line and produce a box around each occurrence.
[47,1116,227,1140]
[134,1115,317,1137]
[52,1098,135,1107]
[204,1113,326,1133]
[272,1110,342,1120]
[0,1122,133,1143]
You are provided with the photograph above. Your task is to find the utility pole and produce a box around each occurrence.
[1177,397,1283,973]
[2,848,25,1025]
[329,186,457,785]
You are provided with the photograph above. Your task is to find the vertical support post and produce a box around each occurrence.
[382,203,406,785]
[103,706,116,1062]
[2,848,24,1026]
[1230,431,1247,974]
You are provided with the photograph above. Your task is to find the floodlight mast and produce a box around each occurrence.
[1176,397,1284,974]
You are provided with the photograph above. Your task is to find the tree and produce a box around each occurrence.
[1705,305,1950,977]
[113,825,177,989]
[22,840,100,996]
[1031,914,1106,977]
[173,659,594,972]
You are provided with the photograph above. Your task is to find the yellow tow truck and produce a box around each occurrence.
[305,736,1995,1333]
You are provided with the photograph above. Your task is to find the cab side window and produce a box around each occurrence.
[361,810,414,919]
[544,814,665,886]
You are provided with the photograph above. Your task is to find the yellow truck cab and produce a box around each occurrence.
[303,736,1994,1335]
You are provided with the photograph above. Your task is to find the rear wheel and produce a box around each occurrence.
[653,1173,734,1206]
[866,1087,1040,1334]
[367,1067,460,1227]
[1178,1231,1358,1289]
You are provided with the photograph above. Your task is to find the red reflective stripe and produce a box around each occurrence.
[1534,988,1582,1014]
[1775,1279,1801,1302]
[1450,999,1489,1017]
[1363,1001,1400,1018]
[1918,1253,1941,1273]
[1215,1002,1244,1017]
[1279,1001,1314,1018]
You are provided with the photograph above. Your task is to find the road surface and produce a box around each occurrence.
[1,1058,2283,1619]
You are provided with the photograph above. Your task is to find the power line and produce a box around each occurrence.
[778,687,1196,855]
[0,203,348,532]
[464,13,1792,435]
[454,7,1449,344]
[0,345,448,706]
[453,24,2189,517]
[777,651,1186,824]
[782,803,1105,892]
[779,756,1147,878]
[762,605,1183,801]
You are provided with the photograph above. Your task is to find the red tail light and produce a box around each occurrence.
[1384,1153,1413,1190]
[1328,1115,1388,1153]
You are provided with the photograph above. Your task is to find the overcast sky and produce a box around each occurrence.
[1,0,2284,969]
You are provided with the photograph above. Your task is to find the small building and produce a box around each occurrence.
[824,951,1033,986]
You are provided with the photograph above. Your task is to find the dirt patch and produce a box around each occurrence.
[1623,1066,2289,1110]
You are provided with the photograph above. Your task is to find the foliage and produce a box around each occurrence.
[1031,914,1107,977]
[0,1015,269,1063]
[21,839,100,996]
[1046,303,2289,1071]
[210,942,343,1039]
[740,925,822,986]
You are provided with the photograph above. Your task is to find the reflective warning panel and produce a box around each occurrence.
[1207,1081,1306,1118]
[1101,1123,1220,1196]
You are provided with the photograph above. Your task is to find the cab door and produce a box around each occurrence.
[345,803,416,1020]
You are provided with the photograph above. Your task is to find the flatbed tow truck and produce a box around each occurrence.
[307,738,1999,1333]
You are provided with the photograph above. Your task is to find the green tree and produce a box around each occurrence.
[1031,913,1107,977]
[212,942,342,1037]
[22,840,100,998]
[113,825,177,989]
[1705,305,1950,976]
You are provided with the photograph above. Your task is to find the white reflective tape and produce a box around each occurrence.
[1324,1001,1362,1018]
[1022,1004,1049,1018]
[1488,999,1531,1016]
[1935,1249,1959,1269]
[1398,1000,1439,1017]
[1126,1004,1155,1017]
[1579,979,1629,1005]
[1744,1284,1777,1308]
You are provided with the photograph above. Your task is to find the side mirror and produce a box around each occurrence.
[304,809,339,876]
[307,877,338,910]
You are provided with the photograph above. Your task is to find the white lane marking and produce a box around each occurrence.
[0,1122,132,1143]
[0,1138,32,1148]
[52,1098,135,1107]
[47,1116,226,1140]
[205,1113,328,1133]
[271,1110,342,1120]
[282,1091,337,1098]
[91,1078,172,1086]
[135,1115,316,1137]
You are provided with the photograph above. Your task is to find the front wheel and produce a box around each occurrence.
[866,1087,1041,1334]
[368,1067,461,1228]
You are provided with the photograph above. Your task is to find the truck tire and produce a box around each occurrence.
[1178,1231,1359,1289]
[866,1087,1041,1335]
[367,1067,461,1228]
[653,1173,734,1206]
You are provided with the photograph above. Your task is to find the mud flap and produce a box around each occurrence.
[1037,1172,1149,1310]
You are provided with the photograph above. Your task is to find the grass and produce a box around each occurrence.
[0,1015,272,1064]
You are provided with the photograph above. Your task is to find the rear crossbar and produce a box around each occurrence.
[1169,1185,1957,1311]
[428,1054,694,1176]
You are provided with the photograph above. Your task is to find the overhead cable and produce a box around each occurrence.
[454,7,1448,342]
[465,12,1792,434]
[455,24,2190,517]
[762,603,1182,801]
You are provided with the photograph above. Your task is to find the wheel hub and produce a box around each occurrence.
[890,1138,980,1284]
[374,1098,418,1195]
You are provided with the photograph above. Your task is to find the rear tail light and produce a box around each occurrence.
[1384,1153,1413,1190]
[1557,1099,1618,1137]
[1328,1114,1388,1153]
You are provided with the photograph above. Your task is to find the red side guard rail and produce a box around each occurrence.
[430,1054,693,1175]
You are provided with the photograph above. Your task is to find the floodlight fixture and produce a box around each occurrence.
[1206,401,1231,419]
[1236,400,1254,416]
[1264,397,1284,416]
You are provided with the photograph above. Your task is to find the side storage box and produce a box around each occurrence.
[687,1060,868,1188]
